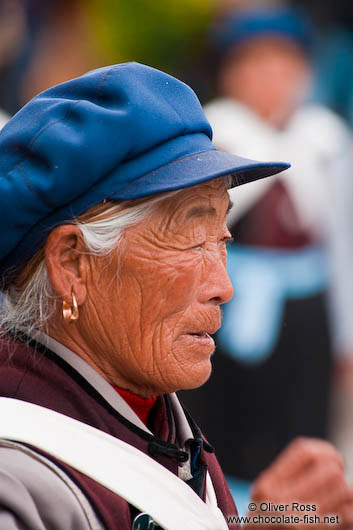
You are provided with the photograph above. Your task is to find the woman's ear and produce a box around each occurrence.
[45,225,88,305]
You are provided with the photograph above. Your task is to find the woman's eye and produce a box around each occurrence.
[192,244,204,251]
[190,236,234,250]
[191,237,234,251]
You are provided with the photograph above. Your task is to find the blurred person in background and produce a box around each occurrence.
[0,0,100,115]
[180,5,352,514]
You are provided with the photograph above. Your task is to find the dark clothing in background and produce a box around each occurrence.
[180,291,332,479]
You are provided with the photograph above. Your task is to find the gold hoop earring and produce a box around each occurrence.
[62,291,79,323]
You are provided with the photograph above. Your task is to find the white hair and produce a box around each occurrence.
[0,175,232,339]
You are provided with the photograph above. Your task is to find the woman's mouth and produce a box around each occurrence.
[180,332,215,351]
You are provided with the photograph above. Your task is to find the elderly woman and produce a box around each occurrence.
[0,63,351,530]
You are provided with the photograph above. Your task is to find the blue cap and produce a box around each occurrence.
[211,7,312,54]
[0,62,289,281]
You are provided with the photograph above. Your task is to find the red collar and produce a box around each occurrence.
[113,386,157,425]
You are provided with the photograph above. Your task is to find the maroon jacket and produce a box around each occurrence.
[0,336,239,529]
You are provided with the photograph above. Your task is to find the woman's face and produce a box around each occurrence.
[219,36,311,127]
[76,178,234,397]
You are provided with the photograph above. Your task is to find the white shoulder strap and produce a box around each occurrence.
[0,398,228,530]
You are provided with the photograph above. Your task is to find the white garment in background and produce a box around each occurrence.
[327,146,353,353]
[205,98,351,241]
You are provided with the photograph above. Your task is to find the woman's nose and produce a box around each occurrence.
[199,252,234,305]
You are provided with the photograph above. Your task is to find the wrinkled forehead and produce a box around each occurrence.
[157,178,232,228]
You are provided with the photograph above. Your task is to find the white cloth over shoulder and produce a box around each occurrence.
[0,397,228,530]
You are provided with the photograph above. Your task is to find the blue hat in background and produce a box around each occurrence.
[211,6,313,55]
[0,62,289,281]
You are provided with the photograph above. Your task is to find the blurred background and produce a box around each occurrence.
[1,0,352,517]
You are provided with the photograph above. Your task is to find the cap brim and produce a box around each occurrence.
[109,149,290,200]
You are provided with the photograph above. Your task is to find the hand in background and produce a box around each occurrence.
[244,438,353,529]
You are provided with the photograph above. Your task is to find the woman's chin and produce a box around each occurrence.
[154,338,215,393]
[177,358,213,391]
